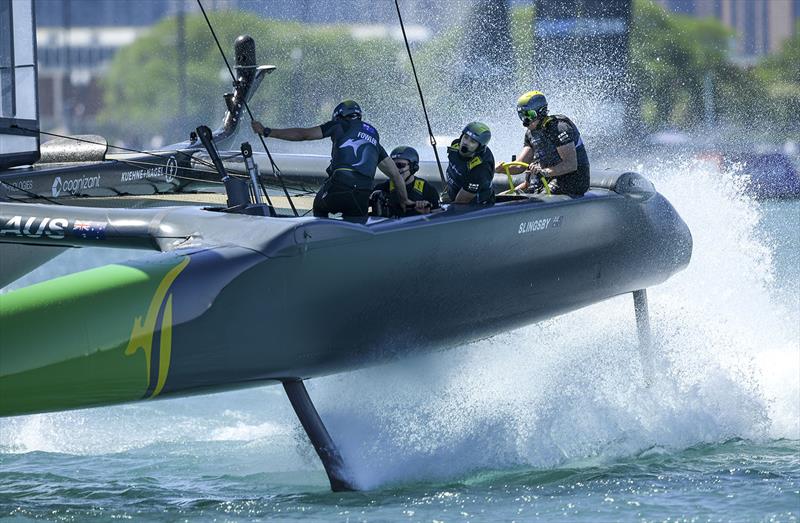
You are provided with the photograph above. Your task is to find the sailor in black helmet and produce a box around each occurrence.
[446,122,495,204]
[496,91,590,196]
[370,146,439,217]
[251,100,413,219]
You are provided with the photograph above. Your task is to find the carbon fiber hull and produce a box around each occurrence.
[0,184,691,416]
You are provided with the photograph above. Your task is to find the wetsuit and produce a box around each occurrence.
[524,115,590,195]
[314,119,388,218]
[446,139,495,204]
[372,176,440,217]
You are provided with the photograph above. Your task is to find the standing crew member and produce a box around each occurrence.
[496,91,590,196]
[446,122,495,205]
[370,146,438,217]
[251,100,413,218]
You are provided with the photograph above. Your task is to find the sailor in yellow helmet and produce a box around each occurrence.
[496,91,590,196]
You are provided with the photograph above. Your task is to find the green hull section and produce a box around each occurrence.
[0,255,189,416]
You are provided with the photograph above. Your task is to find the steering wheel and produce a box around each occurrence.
[500,161,551,196]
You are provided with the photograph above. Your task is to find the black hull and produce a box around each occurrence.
[0,183,691,398]
[165,190,691,389]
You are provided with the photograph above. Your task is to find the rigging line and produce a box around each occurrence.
[0,179,64,205]
[196,0,299,217]
[394,0,447,189]
[10,125,219,172]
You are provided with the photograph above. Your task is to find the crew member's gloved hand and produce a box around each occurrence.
[525,167,546,193]
[251,120,271,137]
[440,191,452,204]
[414,201,432,214]
[525,163,544,179]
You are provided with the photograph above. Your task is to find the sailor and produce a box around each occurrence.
[446,122,496,204]
[496,91,590,196]
[251,100,414,219]
[370,146,438,217]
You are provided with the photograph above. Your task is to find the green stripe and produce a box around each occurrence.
[0,257,186,417]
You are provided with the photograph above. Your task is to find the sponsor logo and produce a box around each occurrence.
[125,257,190,399]
[0,215,69,239]
[120,156,179,184]
[165,156,177,183]
[518,215,563,234]
[51,174,102,197]
[5,179,34,192]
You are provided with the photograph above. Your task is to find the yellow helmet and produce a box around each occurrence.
[516,91,548,124]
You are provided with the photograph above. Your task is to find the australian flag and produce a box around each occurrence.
[71,220,107,240]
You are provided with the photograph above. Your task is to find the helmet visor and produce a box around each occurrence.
[517,107,537,122]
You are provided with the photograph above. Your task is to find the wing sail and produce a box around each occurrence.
[0,0,39,170]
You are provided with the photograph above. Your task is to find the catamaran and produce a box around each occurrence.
[0,0,692,491]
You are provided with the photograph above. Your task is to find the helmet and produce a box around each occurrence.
[390,146,419,174]
[461,122,491,148]
[516,91,548,125]
[332,100,362,121]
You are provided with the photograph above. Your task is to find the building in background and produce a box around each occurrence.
[656,0,800,62]
[36,0,178,131]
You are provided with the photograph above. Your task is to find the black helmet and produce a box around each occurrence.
[461,122,491,148]
[516,91,548,125]
[332,100,362,121]
[390,146,419,174]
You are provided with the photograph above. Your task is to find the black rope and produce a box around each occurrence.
[394,0,447,189]
[196,0,299,217]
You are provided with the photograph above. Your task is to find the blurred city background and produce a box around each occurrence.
[27,0,800,167]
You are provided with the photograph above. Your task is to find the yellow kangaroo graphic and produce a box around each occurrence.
[125,257,190,398]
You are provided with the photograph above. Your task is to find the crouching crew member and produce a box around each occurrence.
[446,122,495,204]
[370,146,439,217]
[496,91,590,196]
[251,100,413,219]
